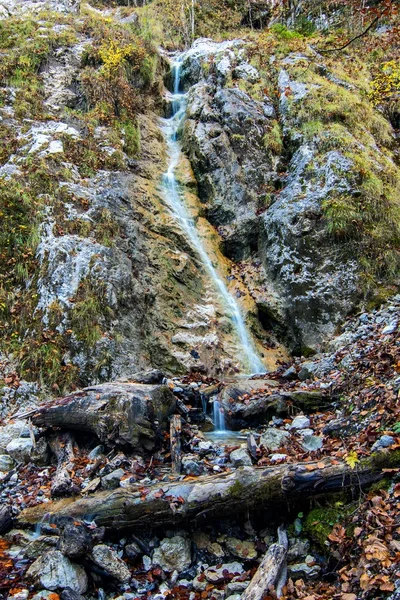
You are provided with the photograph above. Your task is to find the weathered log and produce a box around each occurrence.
[242,527,288,600]
[170,415,182,474]
[26,383,176,450]
[50,433,80,498]
[0,504,13,535]
[18,450,399,530]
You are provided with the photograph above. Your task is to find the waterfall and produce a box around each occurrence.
[160,55,266,375]
[212,398,226,432]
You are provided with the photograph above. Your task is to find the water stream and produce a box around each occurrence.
[160,55,266,375]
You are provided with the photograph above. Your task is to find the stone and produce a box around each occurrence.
[182,455,205,476]
[197,441,213,453]
[125,542,142,560]
[0,421,30,453]
[91,544,131,583]
[60,589,85,600]
[298,362,317,381]
[205,562,244,584]
[152,536,191,572]
[6,438,34,463]
[270,453,287,462]
[207,542,225,558]
[58,521,92,558]
[25,536,58,559]
[225,538,257,560]
[260,428,290,451]
[229,447,252,467]
[291,416,311,430]
[282,366,297,380]
[287,538,311,562]
[31,591,60,600]
[371,435,395,452]
[226,582,249,596]
[101,468,125,489]
[0,455,15,472]
[7,590,28,600]
[26,550,88,593]
[288,562,321,580]
[382,321,398,334]
[301,435,323,452]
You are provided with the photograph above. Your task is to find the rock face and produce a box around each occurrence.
[181,39,398,353]
[26,550,88,593]
[0,0,80,18]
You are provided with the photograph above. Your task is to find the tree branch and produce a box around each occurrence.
[315,14,381,54]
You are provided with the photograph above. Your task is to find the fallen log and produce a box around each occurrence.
[18,450,399,530]
[24,383,176,450]
[242,526,288,600]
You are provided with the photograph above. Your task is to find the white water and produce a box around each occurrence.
[212,398,226,431]
[160,56,265,374]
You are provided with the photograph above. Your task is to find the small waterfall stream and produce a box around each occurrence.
[160,55,266,375]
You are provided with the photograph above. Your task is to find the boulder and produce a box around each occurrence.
[27,550,88,593]
[230,448,252,467]
[260,428,290,451]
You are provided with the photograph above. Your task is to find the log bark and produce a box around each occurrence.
[18,451,398,530]
[50,433,80,498]
[23,383,176,451]
[170,415,182,475]
[242,535,287,600]
[0,504,13,535]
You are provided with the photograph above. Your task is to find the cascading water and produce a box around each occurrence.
[160,55,265,375]
[212,398,226,432]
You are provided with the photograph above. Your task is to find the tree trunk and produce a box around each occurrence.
[49,433,80,498]
[18,451,397,530]
[242,529,288,600]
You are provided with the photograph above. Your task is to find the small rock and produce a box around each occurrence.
[382,321,398,334]
[291,416,310,430]
[198,441,213,453]
[182,455,204,476]
[226,595,242,600]
[7,590,28,600]
[298,362,316,381]
[208,542,225,557]
[282,366,297,380]
[58,521,92,558]
[125,542,142,560]
[25,536,58,559]
[229,448,252,467]
[260,428,290,451]
[142,555,152,571]
[31,591,60,600]
[60,589,85,600]
[371,435,395,452]
[287,538,310,562]
[27,550,88,593]
[270,453,287,462]
[101,468,125,489]
[91,544,131,583]
[6,438,33,463]
[152,536,191,572]
[301,435,323,452]
[88,445,104,460]
[225,538,257,560]
[204,562,244,584]
[226,582,249,596]
[288,562,321,580]
[0,455,15,472]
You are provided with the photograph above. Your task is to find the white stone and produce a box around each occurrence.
[153,536,191,572]
[6,438,33,463]
[291,416,311,429]
[26,550,88,593]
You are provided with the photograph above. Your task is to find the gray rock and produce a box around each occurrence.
[382,321,398,334]
[0,454,15,472]
[287,538,311,562]
[26,550,88,593]
[125,542,142,560]
[288,561,321,580]
[182,454,205,476]
[270,453,288,462]
[25,536,59,559]
[152,536,191,572]
[91,544,131,583]
[225,537,257,559]
[6,438,34,463]
[301,435,323,452]
[101,468,125,489]
[372,435,395,452]
[260,428,290,451]
[230,447,252,467]
[0,421,30,453]
[205,562,244,583]
[291,416,311,430]
[282,366,297,380]
[226,581,249,596]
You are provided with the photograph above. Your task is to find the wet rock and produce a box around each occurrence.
[301,435,323,452]
[91,544,131,583]
[25,536,59,559]
[230,447,252,467]
[225,537,257,559]
[27,550,88,593]
[204,562,244,584]
[260,428,290,451]
[291,416,310,430]
[101,468,125,489]
[372,435,395,452]
[152,536,191,572]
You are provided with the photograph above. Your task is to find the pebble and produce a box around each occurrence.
[291,416,311,429]
[371,434,395,452]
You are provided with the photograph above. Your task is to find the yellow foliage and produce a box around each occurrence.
[369,60,400,106]
[345,451,359,469]
[98,40,138,76]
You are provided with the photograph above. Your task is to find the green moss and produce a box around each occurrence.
[304,506,346,549]
[263,120,283,155]
[70,279,114,348]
